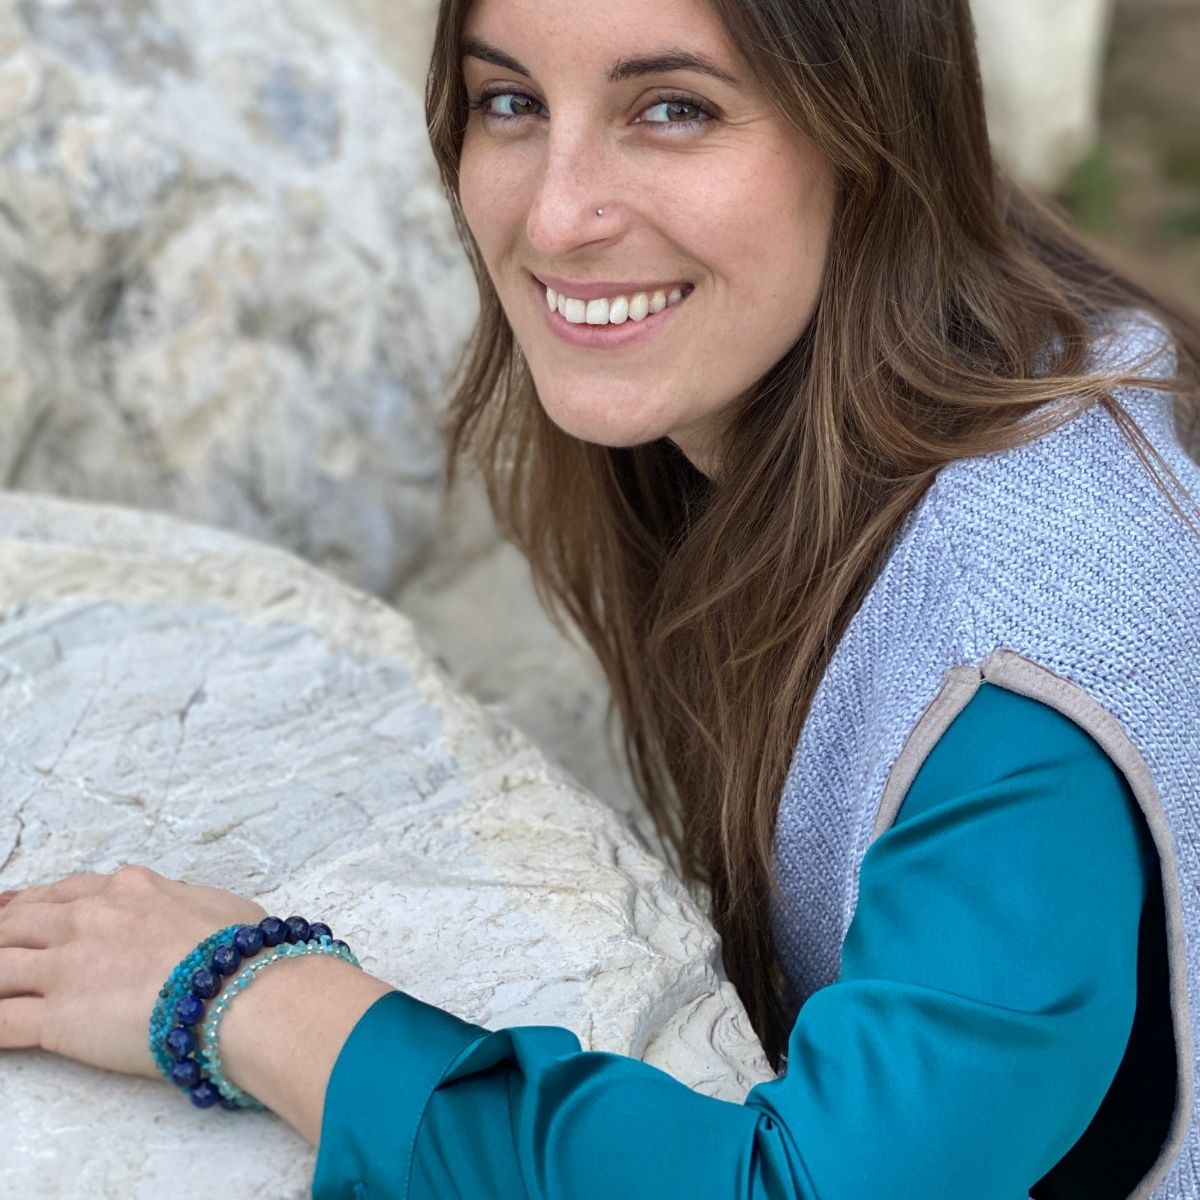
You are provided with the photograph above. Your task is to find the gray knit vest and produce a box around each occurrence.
[768,312,1200,1198]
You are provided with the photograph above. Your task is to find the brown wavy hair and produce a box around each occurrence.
[424,0,1200,1070]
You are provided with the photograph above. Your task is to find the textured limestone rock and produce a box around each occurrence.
[0,493,773,1199]
[971,0,1115,191]
[393,471,653,855]
[0,0,476,596]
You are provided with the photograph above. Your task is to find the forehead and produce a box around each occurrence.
[461,0,740,78]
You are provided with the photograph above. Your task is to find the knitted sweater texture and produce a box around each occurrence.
[769,313,1200,1198]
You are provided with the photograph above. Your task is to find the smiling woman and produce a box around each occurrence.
[452,4,835,463]
[399,0,1200,1196]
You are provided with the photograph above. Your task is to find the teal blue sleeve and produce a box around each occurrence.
[311,682,1154,1199]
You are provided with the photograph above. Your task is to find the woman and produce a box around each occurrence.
[1,0,1198,1196]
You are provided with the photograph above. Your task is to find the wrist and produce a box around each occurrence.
[216,952,395,1144]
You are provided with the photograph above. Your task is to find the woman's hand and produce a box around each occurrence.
[0,865,267,1081]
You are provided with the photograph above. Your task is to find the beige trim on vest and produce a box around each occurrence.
[870,647,1194,1200]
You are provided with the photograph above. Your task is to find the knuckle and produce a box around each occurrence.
[113,863,156,885]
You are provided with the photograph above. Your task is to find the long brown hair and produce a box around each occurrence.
[424,0,1200,1070]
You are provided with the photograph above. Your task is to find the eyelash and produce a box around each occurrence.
[466,89,718,135]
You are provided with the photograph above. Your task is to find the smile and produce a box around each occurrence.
[531,273,695,351]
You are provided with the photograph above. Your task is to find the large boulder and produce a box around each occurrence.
[394,476,649,845]
[0,0,476,596]
[0,492,772,1198]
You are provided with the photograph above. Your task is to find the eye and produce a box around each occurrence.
[635,96,716,133]
[467,91,546,122]
[466,90,718,136]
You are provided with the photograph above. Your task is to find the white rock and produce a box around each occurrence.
[971,0,1115,191]
[0,0,477,595]
[0,493,773,1199]
[0,275,46,483]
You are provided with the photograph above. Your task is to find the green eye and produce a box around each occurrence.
[470,92,544,120]
[641,99,709,126]
[467,90,718,136]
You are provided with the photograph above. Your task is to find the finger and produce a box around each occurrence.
[0,947,44,998]
[0,995,42,1050]
[1,872,108,911]
[0,902,70,949]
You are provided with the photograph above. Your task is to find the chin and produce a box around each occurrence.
[535,387,675,450]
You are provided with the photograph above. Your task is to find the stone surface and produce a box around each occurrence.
[0,492,772,1199]
[0,0,476,596]
[971,0,1115,191]
[393,471,655,856]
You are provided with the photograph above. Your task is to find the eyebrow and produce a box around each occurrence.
[461,35,743,89]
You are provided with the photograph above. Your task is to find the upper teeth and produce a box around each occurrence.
[546,285,688,326]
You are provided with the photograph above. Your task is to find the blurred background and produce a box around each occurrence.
[1059,0,1200,313]
[0,0,1196,835]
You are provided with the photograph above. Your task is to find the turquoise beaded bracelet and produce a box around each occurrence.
[151,915,359,1110]
[149,923,244,1081]
[195,936,364,1109]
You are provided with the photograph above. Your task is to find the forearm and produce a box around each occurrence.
[217,952,396,1145]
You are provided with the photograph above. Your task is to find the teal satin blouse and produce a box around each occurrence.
[311,681,1159,1198]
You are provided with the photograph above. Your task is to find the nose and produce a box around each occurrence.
[524,123,624,257]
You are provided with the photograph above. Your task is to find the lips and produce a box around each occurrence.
[532,270,691,350]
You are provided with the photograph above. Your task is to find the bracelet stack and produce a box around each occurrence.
[149,914,362,1110]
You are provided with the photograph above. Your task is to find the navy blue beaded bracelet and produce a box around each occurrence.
[198,934,363,1109]
[150,915,348,1110]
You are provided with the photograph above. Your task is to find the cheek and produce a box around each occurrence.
[724,167,833,355]
[457,145,492,248]
[458,137,537,257]
[685,166,832,413]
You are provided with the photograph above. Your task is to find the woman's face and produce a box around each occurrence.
[458,0,836,474]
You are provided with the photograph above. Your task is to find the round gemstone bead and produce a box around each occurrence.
[152,920,359,1110]
[258,916,288,946]
[189,966,220,999]
[165,1026,195,1061]
[149,923,245,1087]
[233,924,265,956]
[190,1078,221,1109]
[283,915,311,944]
[174,994,205,1026]
[211,943,241,975]
[170,1057,202,1088]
